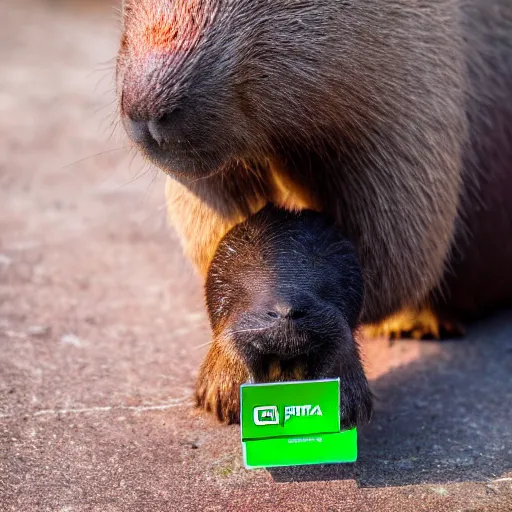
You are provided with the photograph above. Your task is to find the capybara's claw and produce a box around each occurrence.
[195,342,248,424]
[338,374,373,429]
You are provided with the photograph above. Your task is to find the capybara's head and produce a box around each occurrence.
[117,0,348,177]
[205,205,364,382]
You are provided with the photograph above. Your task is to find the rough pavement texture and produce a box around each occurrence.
[1,1,511,510]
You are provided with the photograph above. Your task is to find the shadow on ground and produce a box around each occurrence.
[271,312,512,488]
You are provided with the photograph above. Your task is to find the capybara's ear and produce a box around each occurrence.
[195,339,249,425]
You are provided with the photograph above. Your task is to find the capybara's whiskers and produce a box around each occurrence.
[229,327,269,335]
[63,146,131,170]
[194,341,213,350]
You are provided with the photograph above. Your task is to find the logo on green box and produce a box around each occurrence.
[253,406,279,425]
[253,403,323,426]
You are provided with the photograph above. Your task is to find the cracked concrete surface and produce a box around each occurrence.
[0,0,511,510]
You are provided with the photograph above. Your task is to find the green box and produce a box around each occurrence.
[240,378,357,469]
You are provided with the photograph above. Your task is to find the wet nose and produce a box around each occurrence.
[244,298,312,356]
[122,111,184,149]
[266,303,307,321]
[120,55,189,148]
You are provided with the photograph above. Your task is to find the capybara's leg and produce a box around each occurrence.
[195,340,248,424]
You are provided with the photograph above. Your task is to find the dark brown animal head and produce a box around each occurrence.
[205,205,364,382]
[116,0,363,178]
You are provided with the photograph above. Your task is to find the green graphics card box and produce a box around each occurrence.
[240,379,357,469]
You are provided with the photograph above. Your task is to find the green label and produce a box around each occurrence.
[240,379,340,440]
[243,429,358,469]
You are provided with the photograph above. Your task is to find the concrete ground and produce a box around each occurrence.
[0,1,511,510]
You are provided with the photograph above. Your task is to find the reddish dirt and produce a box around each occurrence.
[0,1,511,510]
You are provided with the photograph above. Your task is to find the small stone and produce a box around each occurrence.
[414,399,429,409]
[432,487,449,496]
[0,254,12,266]
[28,325,51,338]
[397,459,414,470]
[60,334,82,347]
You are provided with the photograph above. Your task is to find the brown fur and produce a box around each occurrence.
[118,0,512,422]
[197,206,371,425]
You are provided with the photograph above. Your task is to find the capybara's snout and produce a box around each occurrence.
[118,51,230,176]
[238,291,313,356]
[116,0,250,176]
[205,205,366,381]
[228,288,348,381]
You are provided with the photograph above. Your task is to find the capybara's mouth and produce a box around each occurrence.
[153,150,226,178]
[226,314,349,385]
[121,113,229,177]
[232,327,344,385]
[249,353,309,383]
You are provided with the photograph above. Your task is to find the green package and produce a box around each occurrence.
[240,378,357,469]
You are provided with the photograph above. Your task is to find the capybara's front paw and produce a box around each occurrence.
[195,343,249,424]
[339,365,373,429]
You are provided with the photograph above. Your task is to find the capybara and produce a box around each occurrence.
[117,0,512,423]
[200,204,370,425]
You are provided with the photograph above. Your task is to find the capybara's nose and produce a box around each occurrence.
[120,57,188,148]
[122,118,151,145]
[266,303,307,321]
[122,112,183,149]
[243,297,313,359]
